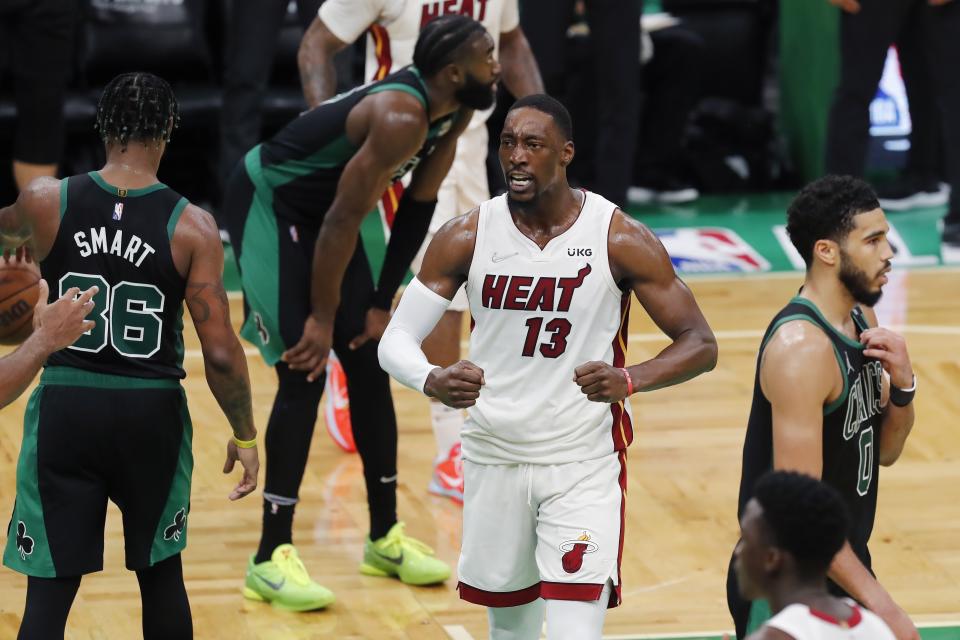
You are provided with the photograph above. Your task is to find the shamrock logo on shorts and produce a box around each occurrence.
[163,508,187,542]
[16,521,34,560]
[253,313,270,345]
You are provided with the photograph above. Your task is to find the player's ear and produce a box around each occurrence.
[814,238,839,267]
[445,62,465,87]
[763,547,783,573]
[560,140,575,167]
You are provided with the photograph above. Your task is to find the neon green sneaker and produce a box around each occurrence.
[360,522,451,586]
[243,544,335,611]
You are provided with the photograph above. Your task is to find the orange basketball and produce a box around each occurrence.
[0,260,41,345]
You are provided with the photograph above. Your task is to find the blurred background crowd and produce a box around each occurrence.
[1,0,957,253]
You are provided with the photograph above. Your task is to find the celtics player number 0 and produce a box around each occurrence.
[59,272,166,358]
[857,425,874,497]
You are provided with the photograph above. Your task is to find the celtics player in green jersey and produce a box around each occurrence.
[222,15,500,610]
[0,73,259,640]
[727,176,918,640]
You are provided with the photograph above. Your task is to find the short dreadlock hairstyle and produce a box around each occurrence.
[754,471,850,576]
[95,72,180,149]
[413,14,487,77]
[786,175,879,267]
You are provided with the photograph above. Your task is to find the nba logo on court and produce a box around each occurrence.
[656,227,770,274]
[112,202,123,221]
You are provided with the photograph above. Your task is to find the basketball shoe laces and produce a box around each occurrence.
[274,547,314,586]
[380,523,435,560]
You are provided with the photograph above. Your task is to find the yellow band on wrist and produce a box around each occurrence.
[233,436,257,449]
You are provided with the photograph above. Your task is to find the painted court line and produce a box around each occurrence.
[443,625,477,640]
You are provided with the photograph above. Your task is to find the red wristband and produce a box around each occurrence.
[620,368,633,396]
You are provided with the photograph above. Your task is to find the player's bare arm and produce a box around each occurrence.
[298,15,350,108]
[418,210,484,407]
[859,306,915,466]
[0,280,97,408]
[575,211,717,403]
[379,209,484,408]
[762,321,917,640]
[416,208,478,300]
[350,108,474,351]
[0,176,62,259]
[173,203,259,501]
[761,322,838,476]
[498,27,544,97]
[282,91,428,381]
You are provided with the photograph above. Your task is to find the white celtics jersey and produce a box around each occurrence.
[766,602,895,640]
[319,0,518,129]
[462,191,634,465]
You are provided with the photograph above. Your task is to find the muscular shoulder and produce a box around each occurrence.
[175,203,219,244]
[763,318,835,367]
[607,208,672,285]
[436,206,479,252]
[761,319,838,398]
[170,203,222,277]
[608,208,657,251]
[357,91,428,135]
[17,176,62,221]
[427,206,479,274]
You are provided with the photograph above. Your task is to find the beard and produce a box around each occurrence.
[839,250,886,307]
[506,187,538,209]
[455,72,496,110]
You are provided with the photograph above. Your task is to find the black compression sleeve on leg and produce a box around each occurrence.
[18,575,81,640]
[263,363,325,498]
[136,554,192,640]
[256,362,325,561]
[335,340,399,540]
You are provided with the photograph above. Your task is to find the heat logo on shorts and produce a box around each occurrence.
[559,532,598,574]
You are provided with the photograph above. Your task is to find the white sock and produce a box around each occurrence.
[544,581,611,640]
[488,599,545,640]
[430,401,463,463]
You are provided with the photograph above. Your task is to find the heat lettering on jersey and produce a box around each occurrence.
[481,264,592,312]
[420,0,489,27]
[73,227,156,267]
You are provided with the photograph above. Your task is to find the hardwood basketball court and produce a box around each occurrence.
[1,267,958,639]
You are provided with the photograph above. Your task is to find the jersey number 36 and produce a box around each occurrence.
[59,272,165,358]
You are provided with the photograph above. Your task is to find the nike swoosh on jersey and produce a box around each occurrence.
[491,252,519,263]
[380,474,398,483]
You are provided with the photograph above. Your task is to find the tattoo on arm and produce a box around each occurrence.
[205,346,256,439]
[186,281,231,328]
[218,369,255,438]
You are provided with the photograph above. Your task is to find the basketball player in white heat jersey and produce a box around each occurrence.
[300,0,543,502]
[735,471,895,640]
[379,94,717,639]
